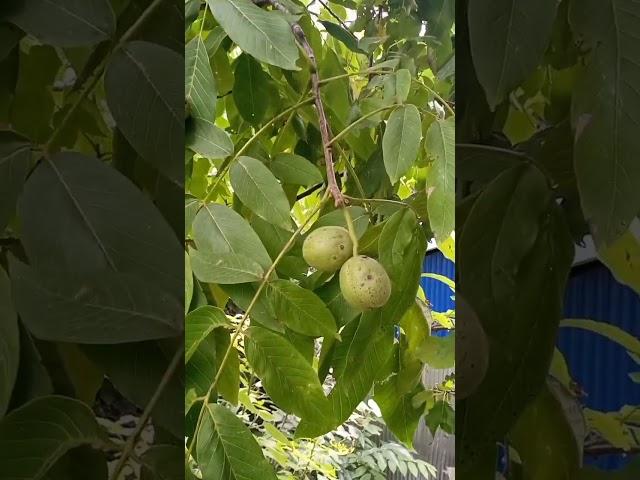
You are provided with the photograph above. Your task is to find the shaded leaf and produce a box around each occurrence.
[19,153,183,296]
[10,258,182,344]
[0,266,19,417]
[468,0,558,108]
[6,0,115,47]
[0,396,106,479]
[569,0,640,245]
[233,54,271,125]
[320,21,366,54]
[83,341,184,439]
[0,131,30,231]
[213,329,240,405]
[185,306,230,363]
[105,41,183,184]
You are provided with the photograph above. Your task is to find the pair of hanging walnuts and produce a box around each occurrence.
[302,226,391,310]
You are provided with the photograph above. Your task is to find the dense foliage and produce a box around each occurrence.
[184,0,455,477]
[0,0,184,478]
[458,0,640,477]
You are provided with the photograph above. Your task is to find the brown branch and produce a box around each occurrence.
[262,0,345,207]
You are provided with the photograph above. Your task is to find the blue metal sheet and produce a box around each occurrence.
[421,251,640,471]
[558,261,640,470]
[421,251,455,313]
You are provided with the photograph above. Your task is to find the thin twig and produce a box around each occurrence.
[204,96,315,203]
[265,0,344,207]
[109,344,184,480]
[327,105,396,147]
[185,192,330,463]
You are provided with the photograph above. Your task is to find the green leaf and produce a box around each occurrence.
[510,385,580,479]
[233,54,271,125]
[320,21,366,54]
[187,118,234,159]
[186,306,230,363]
[105,41,183,184]
[190,249,264,284]
[0,131,30,231]
[207,0,300,70]
[0,266,19,417]
[598,230,640,296]
[468,0,558,108]
[186,333,217,397]
[193,203,273,270]
[229,156,292,230]
[6,0,115,47]
[560,319,640,357]
[395,69,412,104]
[378,209,426,319]
[83,342,184,439]
[382,105,422,184]
[185,251,193,314]
[140,445,183,480]
[9,325,53,408]
[425,117,455,242]
[19,153,183,296]
[185,35,217,120]
[213,329,240,405]
[315,275,361,328]
[222,283,284,332]
[417,334,455,369]
[296,313,395,438]
[313,206,369,238]
[10,258,182,344]
[245,326,331,420]
[0,396,106,478]
[570,0,640,245]
[425,400,455,435]
[375,382,425,448]
[458,168,574,460]
[197,403,278,480]
[271,153,323,187]
[268,279,338,338]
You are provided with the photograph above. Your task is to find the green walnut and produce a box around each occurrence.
[455,294,489,400]
[302,226,353,272]
[339,255,391,310]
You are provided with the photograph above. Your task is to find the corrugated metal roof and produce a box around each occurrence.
[558,260,640,470]
[420,251,640,472]
[421,253,455,313]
